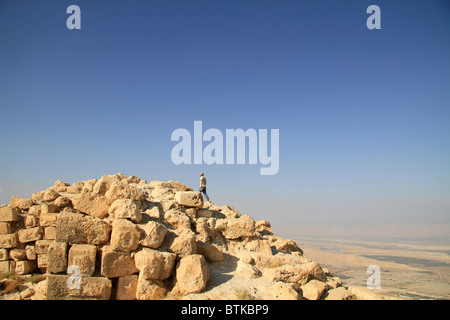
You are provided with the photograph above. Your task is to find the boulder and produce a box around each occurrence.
[54,196,71,208]
[47,242,68,274]
[56,212,111,245]
[270,282,300,300]
[9,196,33,210]
[174,254,210,296]
[110,219,140,252]
[136,275,167,300]
[263,261,326,288]
[46,274,112,300]
[322,287,355,300]
[25,245,37,260]
[105,181,144,204]
[18,227,43,243]
[197,242,224,262]
[39,213,58,227]
[9,248,26,261]
[0,233,19,248]
[68,244,97,276]
[216,215,256,240]
[0,248,9,261]
[0,207,20,222]
[174,191,203,208]
[72,191,110,218]
[115,274,138,300]
[138,221,167,249]
[164,209,191,229]
[100,247,138,278]
[108,199,142,223]
[134,248,176,280]
[168,229,197,258]
[0,222,10,235]
[43,189,60,202]
[300,279,328,300]
[15,260,36,275]
[93,175,122,195]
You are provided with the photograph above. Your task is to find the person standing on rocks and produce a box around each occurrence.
[199,172,210,202]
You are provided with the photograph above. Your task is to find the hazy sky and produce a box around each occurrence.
[1,0,449,236]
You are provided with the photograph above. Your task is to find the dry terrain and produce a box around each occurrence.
[288,236,450,300]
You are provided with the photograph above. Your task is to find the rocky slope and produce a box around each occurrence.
[0,173,381,300]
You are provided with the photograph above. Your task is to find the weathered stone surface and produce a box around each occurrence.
[24,215,38,228]
[326,276,342,289]
[100,247,138,278]
[270,282,300,300]
[195,218,215,242]
[174,254,210,296]
[216,215,256,240]
[168,229,197,258]
[0,248,8,261]
[68,244,97,276]
[39,213,58,227]
[56,212,111,245]
[348,286,384,300]
[93,175,122,195]
[40,203,60,214]
[197,242,224,262]
[37,254,47,268]
[47,242,68,274]
[138,221,167,249]
[235,260,261,279]
[245,239,273,255]
[105,181,144,204]
[9,196,33,210]
[110,219,140,252]
[134,248,176,280]
[72,191,110,218]
[174,191,203,208]
[15,260,36,275]
[0,207,20,222]
[255,220,273,235]
[44,227,57,240]
[54,196,71,208]
[164,210,191,229]
[43,189,60,202]
[272,238,303,253]
[18,227,43,243]
[136,275,167,300]
[50,180,70,192]
[0,260,13,274]
[322,287,355,300]
[35,240,54,254]
[196,209,212,218]
[0,222,11,235]
[300,279,328,300]
[9,248,26,261]
[144,206,161,219]
[115,274,138,300]
[46,274,112,300]
[263,261,326,288]
[25,245,36,260]
[108,199,142,223]
[28,205,41,216]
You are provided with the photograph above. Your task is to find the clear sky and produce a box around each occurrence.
[1,0,449,237]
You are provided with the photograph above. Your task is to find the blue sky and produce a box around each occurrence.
[1,0,449,236]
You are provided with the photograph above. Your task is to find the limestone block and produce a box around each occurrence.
[68,244,96,276]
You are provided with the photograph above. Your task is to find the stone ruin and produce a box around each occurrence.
[0,173,379,300]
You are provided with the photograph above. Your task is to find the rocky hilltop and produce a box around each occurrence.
[0,173,378,300]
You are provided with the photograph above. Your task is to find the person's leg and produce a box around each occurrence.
[203,188,210,201]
